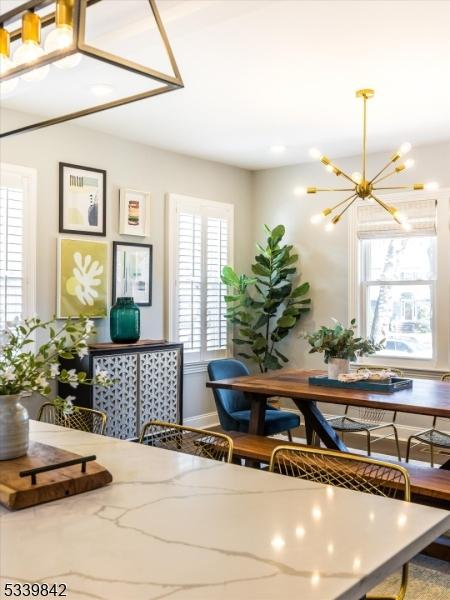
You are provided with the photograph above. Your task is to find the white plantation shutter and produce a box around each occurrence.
[167,194,233,364]
[0,166,36,331]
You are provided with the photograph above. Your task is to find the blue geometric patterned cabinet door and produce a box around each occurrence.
[139,349,180,432]
[92,353,138,439]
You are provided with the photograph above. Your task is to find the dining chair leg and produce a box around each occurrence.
[391,425,401,461]
[287,430,293,442]
[405,437,412,463]
[430,444,434,468]
[365,429,372,456]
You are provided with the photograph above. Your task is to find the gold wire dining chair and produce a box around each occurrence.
[406,373,450,467]
[139,420,234,463]
[325,367,403,460]
[38,402,107,435]
[269,445,411,600]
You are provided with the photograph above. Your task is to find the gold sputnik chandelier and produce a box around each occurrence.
[300,89,439,232]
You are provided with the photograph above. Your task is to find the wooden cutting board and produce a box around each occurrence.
[0,441,112,510]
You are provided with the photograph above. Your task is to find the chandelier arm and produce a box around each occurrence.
[372,168,399,185]
[362,95,367,181]
[312,188,356,192]
[369,159,398,185]
[329,193,358,213]
[373,186,415,191]
[369,194,399,223]
[337,196,358,220]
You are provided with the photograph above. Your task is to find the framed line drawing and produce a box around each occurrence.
[112,241,153,306]
[119,188,151,237]
[59,162,106,236]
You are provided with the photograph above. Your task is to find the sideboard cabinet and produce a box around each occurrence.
[58,340,183,439]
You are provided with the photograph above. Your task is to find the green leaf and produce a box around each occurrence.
[270,224,285,245]
[221,265,240,288]
[251,263,271,277]
[291,282,310,298]
[276,315,297,328]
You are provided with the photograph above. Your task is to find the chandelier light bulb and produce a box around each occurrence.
[325,222,335,232]
[398,142,412,156]
[403,158,415,169]
[13,11,49,82]
[309,148,322,160]
[402,222,413,232]
[325,164,334,173]
[351,171,362,184]
[45,25,81,69]
[424,181,439,191]
[310,213,324,225]
[0,28,19,96]
[392,210,407,224]
[293,186,306,196]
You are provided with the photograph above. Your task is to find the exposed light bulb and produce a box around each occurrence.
[398,142,412,156]
[13,42,49,82]
[404,158,415,169]
[310,213,324,225]
[392,210,406,224]
[44,25,81,69]
[402,222,412,232]
[424,181,439,191]
[0,55,19,96]
[325,222,335,233]
[309,148,322,160]
[293,186,306,196]
[325,164,334,173]
[351,171,362,184]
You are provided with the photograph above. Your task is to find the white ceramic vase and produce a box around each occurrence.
[0,394,29,460]
[327,358,350,380]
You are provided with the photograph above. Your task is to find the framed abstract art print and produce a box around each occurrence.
[112,241,152,306]
[59,162,106,236]
[57,238,108,318]
[119,188,150,237]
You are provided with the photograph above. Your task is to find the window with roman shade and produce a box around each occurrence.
[167,194,233,366]
[349,191,450,371]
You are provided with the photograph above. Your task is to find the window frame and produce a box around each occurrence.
[0,163,37,329]
[348,188,450,373]
[166,193,234,371]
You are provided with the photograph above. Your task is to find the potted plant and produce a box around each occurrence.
[305,319,384,379]
[221,224,311,372]
[0,315,112,460]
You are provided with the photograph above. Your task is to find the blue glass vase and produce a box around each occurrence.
[110,297,140,343]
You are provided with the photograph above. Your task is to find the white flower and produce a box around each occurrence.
[72,252,104,306]
[36,373,48,389]
[94,368,109,385]
[1,366,16,382]
[66,368,79,389]
[77,345,89,359]
[50,363,60,377]
[63,395,76,415]
[85,319,95,334]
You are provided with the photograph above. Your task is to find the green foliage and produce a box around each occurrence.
[221,224,311,372]
[305,318,385,363]
[0,315,113,412]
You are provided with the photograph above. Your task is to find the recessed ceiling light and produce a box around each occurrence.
[270,145,286,153]
[90,84,114,97]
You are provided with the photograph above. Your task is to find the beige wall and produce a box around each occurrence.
[0,109,253,420]
[252,140,450,433]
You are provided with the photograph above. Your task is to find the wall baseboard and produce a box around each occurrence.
[183,411,219,429]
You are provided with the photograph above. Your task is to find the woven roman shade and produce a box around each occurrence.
[357,198,437,239]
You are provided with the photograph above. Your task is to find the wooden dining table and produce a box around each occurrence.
[206,368,450,469]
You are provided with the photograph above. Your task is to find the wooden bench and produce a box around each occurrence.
[210,427,450,561]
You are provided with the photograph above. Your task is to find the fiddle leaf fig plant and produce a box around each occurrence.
[221,224,311,372]
[305,318,385,363]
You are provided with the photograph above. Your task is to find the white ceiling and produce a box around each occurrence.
[1,0,450,169]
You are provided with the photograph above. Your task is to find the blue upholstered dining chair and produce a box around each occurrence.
[207,359,300,441]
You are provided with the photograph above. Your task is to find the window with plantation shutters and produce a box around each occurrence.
[0,165,36,331]
[167,194,233,365]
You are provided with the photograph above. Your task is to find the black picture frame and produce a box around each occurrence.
[112,241,153,307]
[59,162,107,236]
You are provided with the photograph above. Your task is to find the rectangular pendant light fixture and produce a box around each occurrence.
[0,0,184,138]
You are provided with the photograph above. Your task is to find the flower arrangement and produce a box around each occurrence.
[0,315,112,409]
[305,319,384,363]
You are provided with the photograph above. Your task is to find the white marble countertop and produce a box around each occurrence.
[1,421,449,600]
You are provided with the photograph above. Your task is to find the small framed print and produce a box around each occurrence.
[112,241,152,306]
[119,188,151,237]
[59,162,106,236]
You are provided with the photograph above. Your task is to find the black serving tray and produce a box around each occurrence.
[308,376,413,394]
